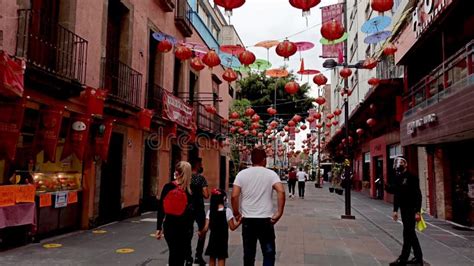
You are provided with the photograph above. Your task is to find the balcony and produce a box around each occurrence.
[196,103,227,136]
[146,83,165,117]
[100,57,143,109]
[16,9,88,98]
[376,57,404,80]
[158,0,175,12]
[403,40,474,117]
[175,0,193,38]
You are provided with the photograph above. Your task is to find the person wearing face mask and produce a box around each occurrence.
[389,156,423,266]
[190,158,209,266]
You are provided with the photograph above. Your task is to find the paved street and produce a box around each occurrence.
[1,182,473,266]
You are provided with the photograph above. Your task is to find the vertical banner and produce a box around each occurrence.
[61,114,91,161]
[0,98,26,161]
[94,118,114,161]
[321,3,345,59]
[84,87,107,117]
[0,51,25,98]
[34,107,64,163]
[308,109,317,129]
[289,126,296,141]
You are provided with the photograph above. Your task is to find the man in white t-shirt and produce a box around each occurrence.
[296,167,308,199]
[231,148,286,266]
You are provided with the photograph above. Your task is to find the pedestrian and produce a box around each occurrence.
[389,156,424,266]
[156,161,195,266]
[287,167,297,198]
[190,158,209,266]
[231,147,286,266]
[297,167,308,199]
[202,188,241,266]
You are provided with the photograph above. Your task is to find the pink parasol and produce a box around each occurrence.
[254,40,279,49]
[220,44,245,55]
[179,41,208,50]
[297,69,320,75]
[265,69,289,78]
[295,41,315,52]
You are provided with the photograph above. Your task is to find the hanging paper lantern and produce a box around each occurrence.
[368,77,380,87]
[245,107,255,117]
[230,127,237,133]
[288,120,296,127]
[313,112,322,120]
[327,113,335,119]
[332,120,339,126]
[203,50,221,69]
[221,118,228,124]
[190,56,205,71]
[320,19,345,41]
[315,96,326,105]
[157,39,173,53]
[265,129,271,135]
[367,118,376,127]
[300,124,307,130]
[292,115,302,122]
[267,107,277,115]
[214,0,246,16]
[285,81,299,95]
[363,57,378,69]
[284,125,290,131]
[289,0,321,17]
[205,105,216,114]
[234,120,244,127]
[371,0,394,13]
[356,128,365,136]
[326,123,332,128]
[258,132,264,138]
[316,123,323,129]
[223,68,238,83]
[383,42,398,56]
[243,130,250,136]
[251,114,260,122]
[175,45,193,61]
[270,120,279,128]
[276,40,297,61]
[313,73,328,86]
[238,50,256,66]
[306,116,315,123]
[238,127,245,133]
[251,129,258,136]
[279,131,285,137]
[230,112,240,119]
[339,68,352,79]
[333,108,342,116]
[336,128,343,135]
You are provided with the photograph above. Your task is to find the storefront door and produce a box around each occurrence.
[375,157,384,200]
[98,132,123,225]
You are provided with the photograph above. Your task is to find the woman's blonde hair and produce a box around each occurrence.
[175,161,192,194]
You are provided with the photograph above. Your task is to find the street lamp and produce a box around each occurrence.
[322,59,364,220]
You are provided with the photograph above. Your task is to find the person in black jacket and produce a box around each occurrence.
[389,157,423,266]
[156,161,196,266]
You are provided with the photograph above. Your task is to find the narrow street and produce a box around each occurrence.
[1,183,473,266]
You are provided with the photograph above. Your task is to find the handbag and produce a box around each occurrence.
[416,209,427,232]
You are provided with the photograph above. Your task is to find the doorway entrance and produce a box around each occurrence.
[374,157,384,200]
[141,138,158,212]
[98,132,123,225]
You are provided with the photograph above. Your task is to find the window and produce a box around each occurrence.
[363,152,371,186]
[388,144,403,185]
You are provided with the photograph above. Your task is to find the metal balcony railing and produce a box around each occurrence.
[175,0,193,37]
[100,57,142,107]
[403,40,474,117]
[146,83,165,115]
[16,9,88,85]
[196,103,227,135]
[376,57,404,80]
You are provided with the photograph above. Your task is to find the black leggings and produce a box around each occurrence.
[288,180,296,195]
[164,221,193,266]
[298,181,305,197]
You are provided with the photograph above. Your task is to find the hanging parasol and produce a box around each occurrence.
[254,40,280,61]
[297,69,320,75]
[320,32,348,45]
[219,52,241,68]
[364,31,392,44]
[234,65,251,73]
[295,41,315,52]
[219,44,246,56]
[179,41,208,50]
[361,16,392,34]
[266,69,289,78]
[152,32,178,44]
[250,59,272,71]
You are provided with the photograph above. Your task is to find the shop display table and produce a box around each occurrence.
[0,202,36,229]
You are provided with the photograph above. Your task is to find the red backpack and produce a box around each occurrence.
[163,181,188,216]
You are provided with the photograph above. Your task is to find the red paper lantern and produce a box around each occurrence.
[326,123,332,128]
[238,50,256,66]
[214,0,246,16]
[367,118,376,127]
[138,109,154,131]
[276,40,297,61]
[223,68,238,83]
[175,45,192,61]
[316,123,323,129]
[300,124,307,130]
[336,128,343,135]
[356,128,364,136]
[315,96,326,105]
[265,129,271,135]
[270,120,279,128]
[383,43,398,56]
[284,125,290,131]
[205,105,216,114]
[333,108,342,116]
[289,0,321,17]
[339,68,352,79]
[332,120,339,126]
[363,57,378,69]
[251,129,258,136]
[258,132,264,138]
[327,113,335,119]
[251,114,260,122]
[157,39,173,53]
[251,122,260,129]
[288,120,296,127]
[306,116,315,123]
[203,50,221,69]
[321,19,345,41]
[368,77,380,87]
[371,0,394,13]
[245,107,255,117]
[190,56,205,71]
[234,120,244,127]
[313,112,322,120]
[279,131,285,137]
[221,118,228,124]
[230,112,240,119]
[267,107,277,115]
[243,130,249,136]
[230,127,237,133]
[313,73,328,86]
[284,81,299,95]
[292,115,302,122]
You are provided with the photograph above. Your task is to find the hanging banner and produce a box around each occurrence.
[162,90,195,130]
[61,114,91,161]
[289,126,296,141]
[94,118,114,161]
[0,51,25,98]
[308,109,317,129]
[83,87,107,117]
[0,98,26,161]
[34,107,64,163]
[321,3,345,59]
[138,109,154,131]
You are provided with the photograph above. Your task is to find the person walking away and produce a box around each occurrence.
[296,167,308,199]
[231,147,286,266]
[389,156,423,266]
[156,161,195,266]
[190,158,209,265]
[201,188,241,266]
[287,167,297,198]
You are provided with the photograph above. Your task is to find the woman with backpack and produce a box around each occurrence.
[202,188,241,266]
[156,161,195,266]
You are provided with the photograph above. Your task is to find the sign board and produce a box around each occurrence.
[39,193,52,207]
[15,185,35,203]
[412,0,452,38]
[407,113,437,135]
[54,191,68,208]
[162,90,195,130]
